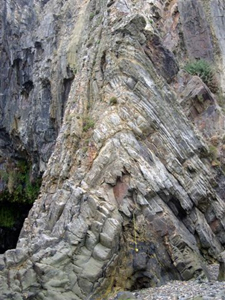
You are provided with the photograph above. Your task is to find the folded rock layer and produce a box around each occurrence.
[0,0,225,299]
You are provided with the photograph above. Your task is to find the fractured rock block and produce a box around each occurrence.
[217,251,225,281]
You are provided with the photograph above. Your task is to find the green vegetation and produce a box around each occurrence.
[206,144,221,167]
[109,96,118,105]
[0,207,15,228]
[0,160,41,204]
[70,66,77,75]
[0,169,9,181]
[89,12,95,20]
[83,116,95,132]
[216,88,225,108]
[72,67,77,75]
[69,64,77,76]
[0,160,41,228]
[184,59,214,86]
[208,144,218,161]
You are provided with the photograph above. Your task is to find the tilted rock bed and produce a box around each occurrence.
[1,0,225,299]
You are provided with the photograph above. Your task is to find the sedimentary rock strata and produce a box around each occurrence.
[0,0,225,299]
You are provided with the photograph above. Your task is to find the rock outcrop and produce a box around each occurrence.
[0,0,225,299]
[0,0,75,173]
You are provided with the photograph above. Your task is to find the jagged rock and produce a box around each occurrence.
[0,0,74,174]
[0,0,225,299]
[178,0,214,61]
[144,31,179,83]
[179,75,222,140]
[217,251,225,281]
[180,76,215,116]
[210,0,225,90]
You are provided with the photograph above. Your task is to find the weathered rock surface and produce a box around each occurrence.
[0,0,225,299]
[178,0,214,61]
[0,0,75,174]
[218,251,225,281]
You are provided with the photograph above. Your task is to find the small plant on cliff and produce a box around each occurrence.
[89,12,95,20]
[0,160,41,229]
[71,67,77,75]
[0,160,41,204]
[206,144,221,167]
[83,116,95,132]
[109,96,118,105]
[208,144,218,160]
[184,59,214,87]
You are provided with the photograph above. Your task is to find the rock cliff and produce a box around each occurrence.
[1,0,225,299]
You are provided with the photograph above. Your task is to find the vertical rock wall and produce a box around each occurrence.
[210,0,225,91]
[0,0,76,173]
[0,0,225,299]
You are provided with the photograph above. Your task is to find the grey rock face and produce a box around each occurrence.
[210,0,225,91]
[178,0,214,61]
[0,0,225,299]
[218,251,225,281]
[0,0,74,174]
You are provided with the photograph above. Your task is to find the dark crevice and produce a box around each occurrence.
[107,0,115,7]
[63,78,73,102]
[12,58,22,86]
[0,159,42,253]
[21,80,34,96]
[40,0,51,7]
[168,197,187,220]
[0,201,32,254]
[130,275,153,291]
[100,50,106,79]
[62,77,73,119]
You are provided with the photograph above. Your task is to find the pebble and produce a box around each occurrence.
[137,280,225,300]
[112,265,225,300]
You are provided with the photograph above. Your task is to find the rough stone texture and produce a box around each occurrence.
[0,0,75,174]
[0,0,225,300]
[217,251,225,281]
[210,0,225,91]
[179,76,217,136]
[177,72,225,200]
[178,0,214,61]
[0,0,81,252]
